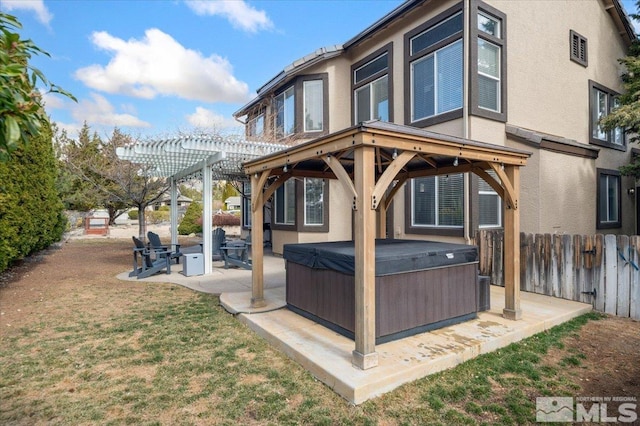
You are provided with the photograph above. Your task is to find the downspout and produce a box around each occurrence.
[463,0,472,245]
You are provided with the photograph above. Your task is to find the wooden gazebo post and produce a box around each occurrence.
[250,172,266,308]
[352,145,378,369]
[502,165,522,320]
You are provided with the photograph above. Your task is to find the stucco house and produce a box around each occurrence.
[233,0,636,255]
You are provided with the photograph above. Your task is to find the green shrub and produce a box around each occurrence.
[0,124,66,272]
[147,210,170,224]
[178,202,202,235]
[128,210,138,220]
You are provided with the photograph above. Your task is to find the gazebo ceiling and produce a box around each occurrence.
[244,120,531,181]
[116,135,286,181]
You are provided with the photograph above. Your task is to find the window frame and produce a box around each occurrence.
[303,79,324,133]
[477,171,502,228]
[247,110,265,140]
[470,0,507,122]
[404,4,464,128]
[274,178,296,226]
[589,80,625,151]
[271,74,329,141]
[570,30,588,67]
[274,85,295,139]
[303,178,324,227]
[404,174,465,237]
[270,178,330,232]
[596,168,622,229]
[351,43,394,125]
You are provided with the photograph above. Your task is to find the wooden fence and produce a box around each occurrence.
[476,230,640,320]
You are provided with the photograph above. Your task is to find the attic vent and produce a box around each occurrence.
[570,30,588,67]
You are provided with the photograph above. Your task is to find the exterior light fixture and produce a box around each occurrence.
[453,157,459,167]
[392,149,398,160]
[283,164,288,172]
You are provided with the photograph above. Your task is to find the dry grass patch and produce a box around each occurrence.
[1,239,639,425]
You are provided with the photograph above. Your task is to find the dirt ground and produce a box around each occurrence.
[1,236,639,412]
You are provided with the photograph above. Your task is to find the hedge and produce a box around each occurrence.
[0,125,66,272]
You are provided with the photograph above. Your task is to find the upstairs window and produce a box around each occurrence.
[590,81,624,150]
[275,86,295,138]
[353,45,392,124]
[471,3,506,121]
[406,8,463,127]
[304,80,323,132]
[570,30,588,67]
[247,113,264,139]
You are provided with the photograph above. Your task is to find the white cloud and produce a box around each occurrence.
[185,0,273,33]
[0,0,52,25]
[75,29,250,103]
[186,106,242,130]
[40,91,65,110]
[70,93,151,128]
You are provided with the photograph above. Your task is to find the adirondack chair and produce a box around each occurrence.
[220,233,252,270]
[147,231,182,264]
[212,227,226,262]
[130,236,171,279]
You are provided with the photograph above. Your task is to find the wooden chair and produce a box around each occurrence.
[130,236,171,279]
[147,231,182,264]
[212,227,226,262]
[220,233,252,270]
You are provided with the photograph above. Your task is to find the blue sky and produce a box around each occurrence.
[0,0,406,139]
[0,0,637,140]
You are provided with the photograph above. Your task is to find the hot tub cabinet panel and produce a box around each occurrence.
[284,240,480,343]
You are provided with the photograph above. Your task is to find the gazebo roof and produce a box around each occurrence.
[116,135,286,181]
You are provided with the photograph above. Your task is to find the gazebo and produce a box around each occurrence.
[243,121,530,370]
[116,135,286,274]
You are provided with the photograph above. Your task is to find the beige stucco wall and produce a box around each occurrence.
[266,0,634,246]
[270,180,353,254]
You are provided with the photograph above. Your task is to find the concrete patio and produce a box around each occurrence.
[118,252,593,404]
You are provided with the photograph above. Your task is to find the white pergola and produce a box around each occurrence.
[116,135,286,273]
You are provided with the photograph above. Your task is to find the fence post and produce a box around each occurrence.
[594,234,605,312]
[605,234,618,315]
[617,235,631,318]
[631,235,640,320]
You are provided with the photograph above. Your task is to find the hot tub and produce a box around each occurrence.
[283,239,480,343]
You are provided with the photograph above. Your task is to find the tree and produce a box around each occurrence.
[599,2,640,177]
[0,13,75,161]
[59,125,170,239]
[220,181,239,210]
[55,122,104,211]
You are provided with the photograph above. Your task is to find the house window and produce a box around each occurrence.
[275,86,295,138]
[274,179,295,225]
[407,9,463,126]
[411,174,464,228]
[303,80,323,132]
[471,3,506,121]
[589,81,624,150]
[352,45,392,124]
[479,171,501,228]
[304,178,324,226]
[570,30,588,67]
[597,169,621,229]
[248,113,264,139]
